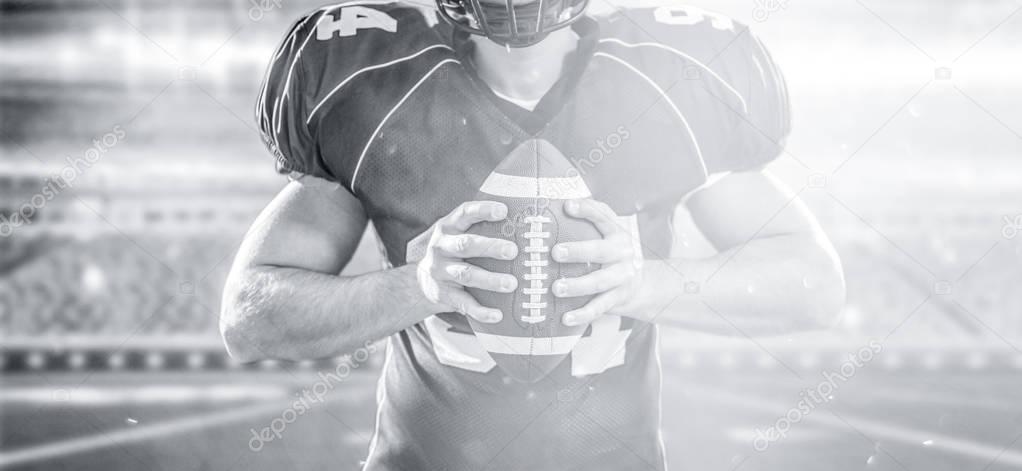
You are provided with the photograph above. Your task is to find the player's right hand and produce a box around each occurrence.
[416,201,518,324]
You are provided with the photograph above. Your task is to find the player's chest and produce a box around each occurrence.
[344,60,708,228]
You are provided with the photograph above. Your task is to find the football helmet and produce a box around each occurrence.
[436,0,589,47]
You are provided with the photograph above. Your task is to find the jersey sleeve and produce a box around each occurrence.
[255,3,445,190]
[255,14,335,181]
[710,26,791,173]
[618,6,792,175]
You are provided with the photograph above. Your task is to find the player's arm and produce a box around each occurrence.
[554,12,844,335]
[219,176,517,362]
[225,10,517,361]
[671,170,845,334]
[551,174,845,336]
[219,176,418,361]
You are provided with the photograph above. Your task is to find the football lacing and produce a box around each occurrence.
[520,215,551,324]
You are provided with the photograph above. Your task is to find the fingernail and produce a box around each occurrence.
[500,277,515,292]
[446,264,467,280]
[553,246,568,261]
[487,309,502,323]
[501,245,516,259]
[565,200,579,213]
[554,282,568,297]
[563,314,576,326]
[492,205,507,219]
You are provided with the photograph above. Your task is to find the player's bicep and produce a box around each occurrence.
[236,175,368,275]
[686,170,820,251]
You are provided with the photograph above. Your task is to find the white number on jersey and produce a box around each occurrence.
[317,6,397,40]
[654,6,733,31]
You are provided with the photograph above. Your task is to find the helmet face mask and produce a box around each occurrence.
[437,0,589,48]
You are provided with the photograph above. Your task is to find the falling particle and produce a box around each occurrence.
[866,455,875,465]
[922,439,933,446]
[126,418,138,425]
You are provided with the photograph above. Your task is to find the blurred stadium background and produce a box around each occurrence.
[1,0,1021,469]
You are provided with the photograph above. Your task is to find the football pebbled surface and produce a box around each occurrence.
[466,138,600,383]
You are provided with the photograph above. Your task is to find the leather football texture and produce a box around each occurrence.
[466,138,601,383]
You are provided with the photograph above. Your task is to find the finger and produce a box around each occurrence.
[440,288,502,324]
[562,291,618,326]
[563,199,620,236]
[435,234,518,260]
[434,262,518,293]
[551,239,628,264]
[552,263,632,298]
[443,201,508,232]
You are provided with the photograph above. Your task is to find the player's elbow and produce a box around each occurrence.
[220,322,264,364]
[219,269,276,363]
[219,309,267,364]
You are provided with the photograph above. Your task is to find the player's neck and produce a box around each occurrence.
[470,28,579,109]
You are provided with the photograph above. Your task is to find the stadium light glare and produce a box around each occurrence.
[26,352,46,370]
[68,352,87,370]
[107,352,126,369]
[186,352,206,369]
[145,352,165,370]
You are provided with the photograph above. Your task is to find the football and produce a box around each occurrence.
[465,138,601,383]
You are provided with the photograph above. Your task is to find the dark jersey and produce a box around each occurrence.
[257,2,789,469]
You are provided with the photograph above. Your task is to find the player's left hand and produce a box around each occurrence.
[551,199,644,327]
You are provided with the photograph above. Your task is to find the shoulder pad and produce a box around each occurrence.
[255,2,449,181]
[597,5,791,171]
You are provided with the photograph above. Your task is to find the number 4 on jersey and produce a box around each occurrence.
[317,5,397,40]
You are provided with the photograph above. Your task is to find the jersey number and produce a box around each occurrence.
[425,314,631,377]
[654,6,733,31]
[317,6,397,40]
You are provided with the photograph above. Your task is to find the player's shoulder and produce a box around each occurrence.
[255,1,452,182]
[592,4,791,173]
[597,5,759,62]
[267,1,451,107]
[279,1,447,68]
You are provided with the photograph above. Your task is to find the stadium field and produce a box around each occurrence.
[4,345,1022,471]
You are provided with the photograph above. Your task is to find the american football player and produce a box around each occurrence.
[220,0,845,467]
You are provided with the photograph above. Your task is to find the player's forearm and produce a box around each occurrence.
[630,235,845,336]
[220,264,437,362]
